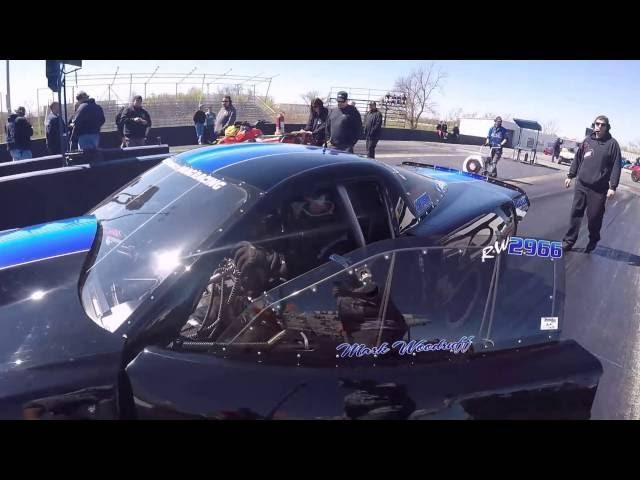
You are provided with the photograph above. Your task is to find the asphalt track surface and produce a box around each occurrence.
[172,140,640,419]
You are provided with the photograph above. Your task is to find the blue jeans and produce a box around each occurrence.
[78,133,100,150]
[9,149,33,161]
[194,123,205,144]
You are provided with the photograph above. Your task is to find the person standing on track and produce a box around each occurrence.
[562,115,621,253]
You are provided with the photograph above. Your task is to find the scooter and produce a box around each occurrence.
[462,145,502,178]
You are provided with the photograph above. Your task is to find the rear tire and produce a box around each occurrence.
[632,171,639,182]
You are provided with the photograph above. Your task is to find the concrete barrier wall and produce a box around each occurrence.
[1,123,487,163]
[0,154,169,231]
[0,145,170,177]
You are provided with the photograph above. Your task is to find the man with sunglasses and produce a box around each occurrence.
[214,95,237,139]
[562,115,622,253]
[326,91,363,153]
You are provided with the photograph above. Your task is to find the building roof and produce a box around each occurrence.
[512,118,542,131]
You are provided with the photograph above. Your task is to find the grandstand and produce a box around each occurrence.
[26,70,278,137]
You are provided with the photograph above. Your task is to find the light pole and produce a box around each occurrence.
[5,60,11,114]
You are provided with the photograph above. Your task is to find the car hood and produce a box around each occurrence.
[400,163,529,238]
[0,216,123,402]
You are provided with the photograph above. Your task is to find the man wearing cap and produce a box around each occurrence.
[363,101,383,159]
[326,91,363,153]
[120,95,152,147]
[483,116,508,177]
[562,115,621,253]
[5,106,33,160]
[71,91,105,151]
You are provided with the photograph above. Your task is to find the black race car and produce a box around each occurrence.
[0,143,601,420]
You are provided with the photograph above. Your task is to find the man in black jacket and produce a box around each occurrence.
[563,115,622,253]
[5,107,33,160]
[45,101,64,155]
[121,95,152,147]
[363,102,383,158]
[115,106,127,148]
[71,91,105,150]
[326,91,362,153]
[552,137,563,163]
[304,98,328,146]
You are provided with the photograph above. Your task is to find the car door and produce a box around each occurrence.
[124,182,600,419]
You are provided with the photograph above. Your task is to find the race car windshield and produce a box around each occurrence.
[80,158,254,333]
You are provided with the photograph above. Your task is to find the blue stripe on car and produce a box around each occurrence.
[173,143,317,174]
[413,167,485,183]
[0,216,97,271]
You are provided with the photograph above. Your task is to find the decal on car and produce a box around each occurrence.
[336,335,475,358]
[481,236,563,262]
[165,158,227,190]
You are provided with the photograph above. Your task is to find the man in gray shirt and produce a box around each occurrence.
[214,95,237,137]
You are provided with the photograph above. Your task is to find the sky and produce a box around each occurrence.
[1,60,639,145]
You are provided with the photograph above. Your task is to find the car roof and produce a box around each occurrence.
[172,143,386,191]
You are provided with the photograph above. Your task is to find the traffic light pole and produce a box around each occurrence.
[5,60,11,114]
[58,63,68,155]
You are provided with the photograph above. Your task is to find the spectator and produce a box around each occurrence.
[214,95,237,138]
[552,137,563,163]
[121,95,152,147]
[441,122,448,139]
[115,106,127,148]
[436,122,442,140]
[68,102,80,151]
[45,101,64,155]
[71,91,105,151]
[452,124,460,143]
[5,106,33,160]
[363,101,383,159]
[326,91,362,153]
[204,106,216,144]
[5,107,32,161]
[304,98,328,147]
[193,105,206,145]
[562,115,621,253]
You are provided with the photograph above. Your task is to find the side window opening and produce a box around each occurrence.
[344,181,393,245]
[176,184,364,345]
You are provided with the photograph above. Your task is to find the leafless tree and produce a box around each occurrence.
[300,90,320,105]
[394,63,447,129]
[542,120,559,135]
[623,139,640,154]
[446,108,463,123]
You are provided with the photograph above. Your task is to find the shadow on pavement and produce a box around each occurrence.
[572,245,640,267]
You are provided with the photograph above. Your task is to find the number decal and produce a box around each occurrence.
[523,238,537,256]
[550,241,563,258]
[508,236,523,255]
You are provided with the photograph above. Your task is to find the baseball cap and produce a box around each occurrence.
[336,91,348,102]
[76,91,89,100]
[15,106,26,115]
